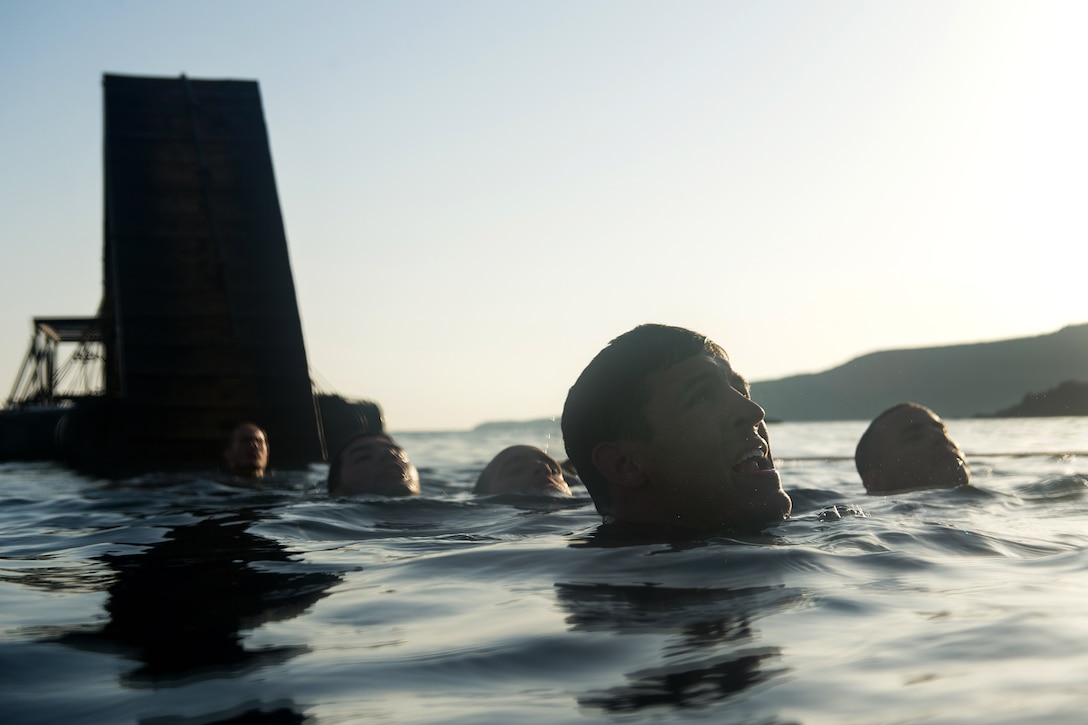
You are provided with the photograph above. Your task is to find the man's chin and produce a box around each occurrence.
[927,459,971,489]
[737,466,789,498]
[734,471,791,523]
[772,488,793,519]
[686,471,791,530]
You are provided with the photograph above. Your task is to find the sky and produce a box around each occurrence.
[2,1,1087,432]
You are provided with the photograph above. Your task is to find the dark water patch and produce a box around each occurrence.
[40,510,345,687]
[577,647,791,719]
[142,700,309,724]
[1,638,128,725]
[555,582,803,637]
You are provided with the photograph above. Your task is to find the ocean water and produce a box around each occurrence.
[2,417,1088,724]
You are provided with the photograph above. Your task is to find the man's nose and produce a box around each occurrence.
[722,388,766,428]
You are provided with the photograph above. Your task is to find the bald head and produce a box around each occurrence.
[856,403,970,494]
[475,445,572,496]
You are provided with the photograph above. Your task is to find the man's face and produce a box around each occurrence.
[869,407,970,492]
[628,353,791,530]
[488,447,572,496]
[335,435,421,496]
[226,425,268,477]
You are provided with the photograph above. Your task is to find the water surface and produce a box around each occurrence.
[2,418,1088,724]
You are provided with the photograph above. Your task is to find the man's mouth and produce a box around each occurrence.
[733,446,774,474]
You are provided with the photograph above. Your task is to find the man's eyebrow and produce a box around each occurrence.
[678,370,718,399]
[678,364,747,400]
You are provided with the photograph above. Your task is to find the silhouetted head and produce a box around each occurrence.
[224,423,268,479]
[855,402,971,494]
[561,323,791,531]
[474,445,572,496]
[327,434,420,497]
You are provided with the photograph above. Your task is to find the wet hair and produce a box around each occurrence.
[561,324,726,515]
[854,402,930,483]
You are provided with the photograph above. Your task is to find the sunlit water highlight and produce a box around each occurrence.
[2,418,1088,724]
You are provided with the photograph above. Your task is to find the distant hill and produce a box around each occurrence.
[472,418,560,433]
[987,380,1088,417]
[749,323,1088,421]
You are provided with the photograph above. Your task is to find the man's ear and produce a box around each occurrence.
[592,442,647,489]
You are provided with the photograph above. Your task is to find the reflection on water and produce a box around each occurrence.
[557,582,800,717]
[140,700,307,725]
[63,508,341,688]
[581,653,786,716]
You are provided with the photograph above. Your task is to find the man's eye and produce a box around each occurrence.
[690,388,713,405]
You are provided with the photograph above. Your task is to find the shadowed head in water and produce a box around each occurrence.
[474,445,572,496]
[327,434,420,497]
[561,323,791,532]
[224,422,269,480]
[855,402,971,494]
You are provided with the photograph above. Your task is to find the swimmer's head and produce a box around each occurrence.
[475,445,572,496]
[562,323,791,531]
[224,422,268,478]
[856,402,971,494]
[328,433,421,497]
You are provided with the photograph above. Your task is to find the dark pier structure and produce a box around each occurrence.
[2,73,376,476]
